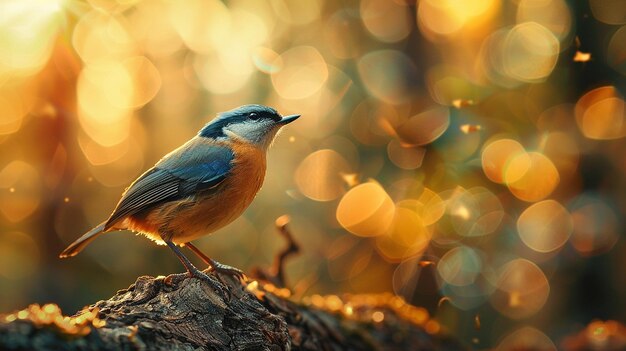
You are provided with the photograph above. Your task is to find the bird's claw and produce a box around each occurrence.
[187,267,230,300]
[209,260,247,282]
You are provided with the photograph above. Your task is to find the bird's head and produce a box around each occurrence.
[199,105,300,149]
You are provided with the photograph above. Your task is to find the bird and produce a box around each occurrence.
[60,104,300,288]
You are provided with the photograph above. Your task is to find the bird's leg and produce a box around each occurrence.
[164,240,203,277]
[184,242,246,281]
[162,239,226,294]
[183,243,243,287]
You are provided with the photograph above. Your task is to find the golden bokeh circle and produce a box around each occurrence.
[336,182,395,237]
[505,152,559,202]
[295,149,352,202]
[517,200,573,253]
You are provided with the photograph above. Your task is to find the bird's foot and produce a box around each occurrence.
[186,266,229,300]
[163,240,231,299]
[208,259,246,283]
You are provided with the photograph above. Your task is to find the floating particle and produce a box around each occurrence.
[460,124,482,134]
[452,99,474,108]
[340,172,360,187]
[419,260,435,267]
[573,51,591,62]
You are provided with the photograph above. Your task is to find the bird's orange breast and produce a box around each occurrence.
[126,138,267,244]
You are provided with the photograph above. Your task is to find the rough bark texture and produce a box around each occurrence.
[0,272,464,351]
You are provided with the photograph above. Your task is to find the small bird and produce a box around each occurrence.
[60,105,300,287]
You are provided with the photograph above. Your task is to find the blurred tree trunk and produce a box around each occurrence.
[0,273,465,351]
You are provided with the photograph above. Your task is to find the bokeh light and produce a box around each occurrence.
[505,152,560,202]
[396,107,450,146]
[295,149,351,202]
[491,259,550,319]
[568,194,619,256]
[481,138,526,184]
[540,131,579,181]
[437,246,482,287]
[0,0,65,78]
[589,0,626,25]
[360,0,411,43]
[443,186,504,238]
[495,326,556,351]
[72,11,135,64]
[517,200,573,253]
[272,46,328,100]
[516,0,572,41]
[503,22,560,83]
[376,206,431,262]
[357,50,418,104]
[350,101,398,146]
[412,188,446,226]
[336,181,395,238]
[252,47,282,74]
[387,140,425,170]
[417,0,496,39]
[575,86,626,140]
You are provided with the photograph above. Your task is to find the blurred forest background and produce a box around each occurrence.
[0,0,625,348]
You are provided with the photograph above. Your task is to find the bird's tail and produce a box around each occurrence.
[59,221,107,258]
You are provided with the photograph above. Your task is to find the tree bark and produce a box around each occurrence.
[0,272,464,350]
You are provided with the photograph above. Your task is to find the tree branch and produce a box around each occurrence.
[0,272,464,350]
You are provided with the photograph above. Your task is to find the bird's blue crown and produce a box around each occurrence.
[198,104,280,139]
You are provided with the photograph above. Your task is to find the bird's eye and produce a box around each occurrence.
[249,112,259,120]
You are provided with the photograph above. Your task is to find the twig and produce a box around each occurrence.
[251,215,300,287]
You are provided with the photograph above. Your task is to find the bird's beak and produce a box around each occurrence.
[279,114,301,125]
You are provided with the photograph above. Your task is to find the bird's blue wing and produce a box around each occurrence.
[104,143,234,229]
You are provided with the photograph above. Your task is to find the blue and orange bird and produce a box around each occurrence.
[60,105,300,287]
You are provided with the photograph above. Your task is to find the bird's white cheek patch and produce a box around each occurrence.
[225,120,276,147]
